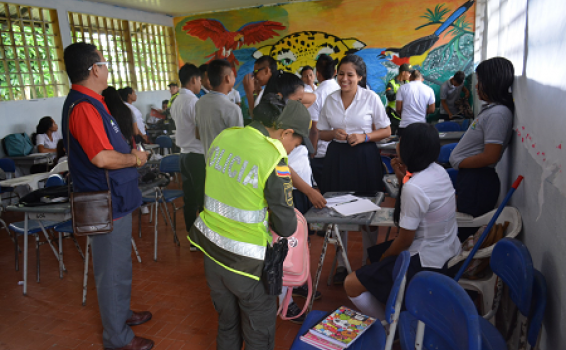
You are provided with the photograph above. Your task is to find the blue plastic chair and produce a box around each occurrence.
[527,270,547,349]
[435,121,461,132]
[381,156,394,174]
[290,251,411,350]
[399,271,506,350]
[44,174,65,187]
[9,220,60,281]
[155,135,173,155]
[437,143,458,165]
[446,168,458,187]
[461,119,471,131]
[141,154,183,260]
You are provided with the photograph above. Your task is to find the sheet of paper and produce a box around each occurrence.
[325,194,359,206]
[332,198,381,216]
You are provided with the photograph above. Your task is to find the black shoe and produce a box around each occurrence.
[333,267,348,285]
[293,284,322,300]
[286,302,306,324]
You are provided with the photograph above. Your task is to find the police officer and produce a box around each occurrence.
[188,94,314,350]
[385,63,413,135]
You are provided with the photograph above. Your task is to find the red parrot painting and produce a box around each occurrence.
[182,19,286,71]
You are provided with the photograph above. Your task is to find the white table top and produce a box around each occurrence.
[0,172,51,190]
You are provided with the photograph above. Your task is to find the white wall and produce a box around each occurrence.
[475,0,566,348]
[0,0,173,156]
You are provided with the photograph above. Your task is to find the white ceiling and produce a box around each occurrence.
[84,0,306,17]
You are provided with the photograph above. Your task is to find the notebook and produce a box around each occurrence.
[306,306,376,348]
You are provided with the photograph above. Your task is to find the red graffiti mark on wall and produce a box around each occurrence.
[532,144,536,148]
[558,144,562,149]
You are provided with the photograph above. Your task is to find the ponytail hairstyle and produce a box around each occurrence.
[103,86,135,143]
[253,92,286,130]
[263,69,283,96]
[31,116,54,145]
[475,57,515,113]
[337,55,367,88]
[393,123,441,226]
[118,86,133,102]
[276,72,304,101]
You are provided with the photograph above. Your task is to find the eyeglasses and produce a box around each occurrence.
[253,66,267,76]
[88,62,110,71]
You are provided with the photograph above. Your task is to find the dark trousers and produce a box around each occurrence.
[180,153,206,231]
[456,167,500,218]
[309,157,324,188]
[91,214,135,348]
[386,106,400,135]
[204,255,277,350]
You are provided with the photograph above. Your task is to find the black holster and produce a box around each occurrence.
[262,238,288,295]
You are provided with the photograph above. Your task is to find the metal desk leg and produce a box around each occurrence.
[58,232,63,279]
[154,193,159,261]
[39,224,66,272]
[131,238,142,263]
[23,215,28,296]
[333,225,352,274]
[308,224,333,313]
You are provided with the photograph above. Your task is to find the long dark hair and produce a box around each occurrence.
[254,93,286,129]
[476,57,515,113]
[337,55,367,88]
[393,123,441,226]
[31,116,54,145]
[103,87,134,143]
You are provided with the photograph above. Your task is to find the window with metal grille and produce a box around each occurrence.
[68,12,177,92]
[0,3,67,101]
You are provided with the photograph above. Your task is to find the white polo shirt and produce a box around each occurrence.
[125,102,146,135]
[400,162,461,268]
[317,86,390,140]
[396,81,435,128]
[227,88,241,104]
[170,88,204,154]
[288,145,312,188]
[308,79,340,158]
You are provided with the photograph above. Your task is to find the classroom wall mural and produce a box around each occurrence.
[173,0,476,109]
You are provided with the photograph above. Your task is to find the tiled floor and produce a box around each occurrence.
[0,185,398,350]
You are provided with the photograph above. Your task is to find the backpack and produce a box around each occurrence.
[19,185,69,207]
[271,209,312,320]
[3,133,34,157]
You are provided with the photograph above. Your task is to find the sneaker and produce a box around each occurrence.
[333,266,348,285]
[141,206,149,215]
[293,284,322,301]
[285,302,306,324]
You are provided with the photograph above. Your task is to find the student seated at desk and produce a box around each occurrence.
[32,116,62,153]
[344,123,461,320]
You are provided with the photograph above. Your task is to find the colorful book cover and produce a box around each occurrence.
[300,333,343,350]
[308,306,376,348]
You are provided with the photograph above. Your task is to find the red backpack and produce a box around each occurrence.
[271,209,312,320]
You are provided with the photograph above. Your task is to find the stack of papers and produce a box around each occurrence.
[326,195,380,216]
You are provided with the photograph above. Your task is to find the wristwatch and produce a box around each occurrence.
[135,155,142,167]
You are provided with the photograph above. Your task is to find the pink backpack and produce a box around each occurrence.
[271,209,312,320]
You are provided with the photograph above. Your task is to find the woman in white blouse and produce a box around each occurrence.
[344,123,461,320]
[32,116,62,153]
[317,55,391,284]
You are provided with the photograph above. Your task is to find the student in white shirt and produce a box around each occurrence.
[308,54,340,187]
[301,65,317,93]
[344,123,461,320]
[170,63,204,251]
[227,88,241,106]
[119,87,147,142]
[32,116,62,153]
[396,70,435,136]
[317,55,391,284]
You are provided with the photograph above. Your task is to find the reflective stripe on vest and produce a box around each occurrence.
[386,79,402,109]
[204,195,267,224]
[194,216,266,261]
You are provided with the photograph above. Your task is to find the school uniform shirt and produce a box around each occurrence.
[304,84,316,93]
[170,88,204,154]
[308,79,341,158]
[317,86,390,141]
[400,162,461,269]
[396,81,435,128]
[36,131,62,150]
[254,88,265,107]
[449,103,513,170]
[439,80,464,115]
[227,88,241,104]
[124,102,145,135]
[288,145,312,188]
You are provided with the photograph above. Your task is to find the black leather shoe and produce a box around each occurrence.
[333,267,348,285]
[286,302,306,324]
[293,284,322,300]
[105,336,154,350]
